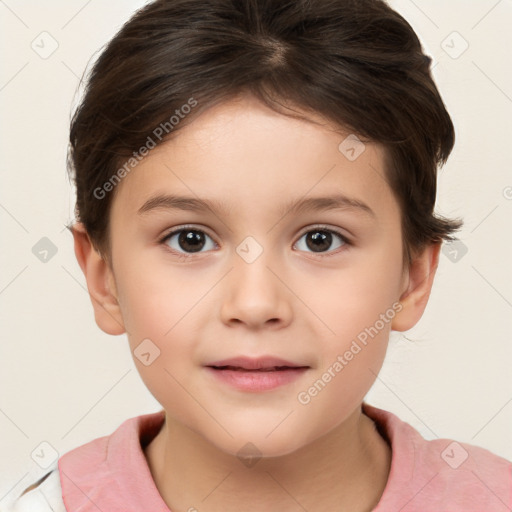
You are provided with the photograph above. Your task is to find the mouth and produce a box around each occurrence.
[205,355,309,371]
[208,365,307,372]
[205,356,310,392]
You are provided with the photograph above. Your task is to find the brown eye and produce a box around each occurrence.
[177,230,206,252]
[295,228,348,254]
[162,228,216,254]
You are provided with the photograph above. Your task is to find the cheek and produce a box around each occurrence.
[308,252,402,339]
[294,263,400,433]
[114,257,213,370]
[298,242,403,388]
[115,265,207,421]
[115,254,206,339]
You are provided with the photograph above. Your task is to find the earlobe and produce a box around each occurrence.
[71,222,126,335]
[391,243,441,332]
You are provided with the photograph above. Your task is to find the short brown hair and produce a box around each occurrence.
[67,0,462,267]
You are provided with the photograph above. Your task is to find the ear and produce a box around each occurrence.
[71,222,126,335]
[391,243,441,332]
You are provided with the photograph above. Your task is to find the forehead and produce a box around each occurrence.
[111,95,399,224]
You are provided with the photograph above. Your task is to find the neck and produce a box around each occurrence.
[144,405,391,512]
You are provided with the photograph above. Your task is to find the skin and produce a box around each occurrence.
[73,93,440,511]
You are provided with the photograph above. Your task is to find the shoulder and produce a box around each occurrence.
[408,435,512,510]
[363,403,512,511]
[2,463,66,512]
[415,434,511,488]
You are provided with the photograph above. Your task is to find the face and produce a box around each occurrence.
[105,94,408,457]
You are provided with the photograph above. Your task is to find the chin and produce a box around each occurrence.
[206,424,312,461]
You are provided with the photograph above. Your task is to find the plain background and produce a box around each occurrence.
[1,0,511,504]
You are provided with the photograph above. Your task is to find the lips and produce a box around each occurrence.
[206,356,309,371]
[211,366,297,372]
[205,356,310,392]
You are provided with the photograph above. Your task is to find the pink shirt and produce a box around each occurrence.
[54,402,511,511]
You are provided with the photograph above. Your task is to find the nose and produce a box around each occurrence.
[219,246,293,330]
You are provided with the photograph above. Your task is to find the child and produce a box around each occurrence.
[7,0,511,510]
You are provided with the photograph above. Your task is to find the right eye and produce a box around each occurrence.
[159,227,217,257]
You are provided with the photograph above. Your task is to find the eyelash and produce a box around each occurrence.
[158,224,352,260]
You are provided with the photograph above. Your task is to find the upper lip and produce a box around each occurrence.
[206,356,309,370]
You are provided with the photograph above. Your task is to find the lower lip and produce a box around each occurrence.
[205,367,309,392]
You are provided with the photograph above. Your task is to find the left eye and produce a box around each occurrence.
[294,228,348,254]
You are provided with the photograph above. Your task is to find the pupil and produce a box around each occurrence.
[179,230,205,253]
[307,231,332,252]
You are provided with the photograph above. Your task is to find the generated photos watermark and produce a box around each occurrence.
[297,301,403,405]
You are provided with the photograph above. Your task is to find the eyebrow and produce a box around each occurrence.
[137,193,375,219]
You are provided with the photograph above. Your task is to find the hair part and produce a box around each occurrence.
[67,0,463,269]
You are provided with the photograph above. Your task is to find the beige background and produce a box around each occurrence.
[1,0,511,503]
